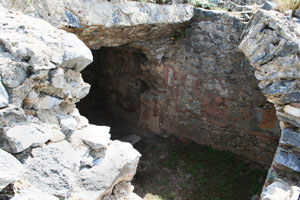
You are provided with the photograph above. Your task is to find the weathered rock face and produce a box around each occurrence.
[0,6,141,200]
[239,9,300,199]
[1,0,194,49]
[0,149,24,191]
[79,8,279,165]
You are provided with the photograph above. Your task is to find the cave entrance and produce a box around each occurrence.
[76,45,267,200]
[77,46,149,140]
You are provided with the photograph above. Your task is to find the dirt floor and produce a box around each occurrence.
[78,104,267,200]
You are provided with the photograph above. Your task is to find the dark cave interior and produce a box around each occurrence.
[77,46,149,140]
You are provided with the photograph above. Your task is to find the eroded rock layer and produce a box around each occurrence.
[0,7,141,200]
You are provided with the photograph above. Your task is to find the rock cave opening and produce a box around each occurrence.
[77,45,269,200]
[2,0,299,199]
[77,46,149,140]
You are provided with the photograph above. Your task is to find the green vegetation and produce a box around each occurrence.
[191,0,217,9]
[25,0,33,5]
[160,143,267,200]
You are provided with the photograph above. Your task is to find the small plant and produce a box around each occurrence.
[25,0,33,5]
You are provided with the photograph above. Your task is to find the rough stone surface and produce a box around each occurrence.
[239,8,300,199]
[0,6,141,200]
[73,124,111,150]
[0,149,24,191]
[261,1,277,11]
[280,128,300,150]
[61,34,93,71]
[1,0,194,49]
[11,186,59,200]
[73,141,141,200]
[23,140,81,198]
[0,79,9,108]
[290,186,300,200]
[274,149,300,172]
[1,123,51,153]
[261,181,291,200]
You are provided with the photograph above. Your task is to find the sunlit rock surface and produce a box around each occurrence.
[0,6,141,200]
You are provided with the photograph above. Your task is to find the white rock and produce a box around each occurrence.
[0,106,27,126]
[73,140,141,200]
[0,78,9,108]
[23,140,81,198]
[0,6,142,200]
[59,116,78,135]
[61,33,93,72]
[125,193,143,200]
[71,108,89,129]
[38,96,64,110]
[49,126,66,143]
[2,124,51,153]
[103,181,135,200]
[1,65,27,89]
[261,182,291,200]
[290,186,300,200]
[50,68,64,89]
[37,109,59,124]
[0,148,24,191]
[24,90,39,109]
[11,186,59,200]
[284,105,300,117]
[74,124,111,150]
[69,81,91,100]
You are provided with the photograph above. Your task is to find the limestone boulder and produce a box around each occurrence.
[11,186,59,200]
[0,148,24,191]
[261,182,291,200]
[73,141,141,200]
[61,33,93,71]
[23,140,81,198]
[72,124,111,151]
[0,78,9,108]
[0,6,141,200]
[0,106,27,127]
[1,123,52,153]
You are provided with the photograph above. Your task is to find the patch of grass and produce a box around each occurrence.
[24,0,33,5]
[162,142,267,200]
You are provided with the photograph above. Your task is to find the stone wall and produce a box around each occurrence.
[239,9,300,199]
[0,7,141,200]
[136,8,279,165]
